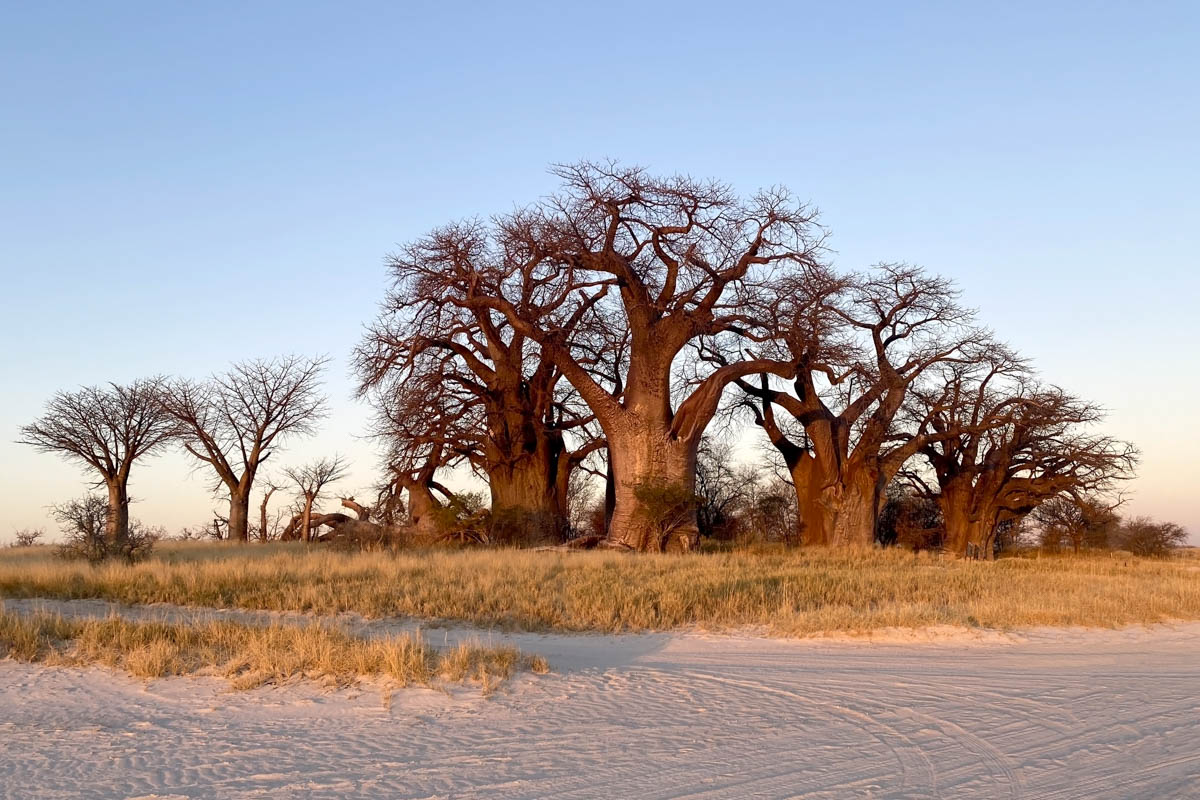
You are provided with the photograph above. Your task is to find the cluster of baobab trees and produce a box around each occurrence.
[21,163,1141,557]
[19,356,334,552]
[352,162,1138,556]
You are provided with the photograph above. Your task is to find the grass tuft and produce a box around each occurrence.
[0,609,545,690]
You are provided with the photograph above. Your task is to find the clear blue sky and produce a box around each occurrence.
[2,1,1197,540]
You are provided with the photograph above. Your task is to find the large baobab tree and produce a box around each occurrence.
[739,264,984,547]
[160,355,328,542]
[19,379,177,548]
[423,162,824,551]
[911,356,1137,557]
[355,261,601,544]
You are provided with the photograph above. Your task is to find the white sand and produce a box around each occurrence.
[2,599,1199,799]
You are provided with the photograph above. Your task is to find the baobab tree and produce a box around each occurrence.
[19,379,177,549]
[355,269,602,543]
[284,455,348,543]
[911,356,1138,557]
[160,355,328,541]
[738,264,985,547]
[419,162,825,550]
[364,373,482,539]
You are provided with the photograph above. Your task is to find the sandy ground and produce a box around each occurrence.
[2,600,1199,799]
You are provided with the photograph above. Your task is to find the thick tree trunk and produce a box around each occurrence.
[940,496,972,556]
[972,521,997,560]
[406,484,443,538]
[105,479,129,548]
[605,425,700,552]
[488,452,567,545]
[937,481,997,559]
[603,458,616,534]
[228,490,251,543]
[789,459,880,547]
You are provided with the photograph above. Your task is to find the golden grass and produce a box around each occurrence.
[2,542,1198,636]
[0,608,546,690]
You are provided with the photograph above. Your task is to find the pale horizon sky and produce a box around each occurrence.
[2,2,1197,542]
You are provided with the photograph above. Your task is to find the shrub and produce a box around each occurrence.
[488,508,568,547]
[51,495,158,564]
[1117,517,1189,557]
[634,479,700,550]
[877,488,943,551]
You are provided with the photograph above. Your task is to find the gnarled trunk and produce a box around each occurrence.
[605,423,700,552]
[789,456,880,547]
[939,490,972,556]
[937,480,998,559]
[488,446,567,545]
[406,483,443,538]
[105,480,129,548]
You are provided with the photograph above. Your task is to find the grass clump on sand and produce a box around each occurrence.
[2,541,1199,636]
[0,608,548,690]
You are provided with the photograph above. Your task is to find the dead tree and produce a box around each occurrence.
[425,162,824,551]
[340,497,372,520]
[257,478,282,541]
[739,265,984,547]
[160,356,328,541]
[19,379,177,548]
[284,456,348,544]
[912,357,1138,558]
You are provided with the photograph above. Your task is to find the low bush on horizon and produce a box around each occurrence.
[2,542,1198,637]
[0,607,547,691]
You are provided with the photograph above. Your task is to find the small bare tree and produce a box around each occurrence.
[694,437,746,540]
[12,528,45,547]
[284,456,348,543]
[257,477,283,541]
[161,356,328,542]
[19,379,177,548]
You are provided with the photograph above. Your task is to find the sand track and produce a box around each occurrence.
[2,599,1198,799]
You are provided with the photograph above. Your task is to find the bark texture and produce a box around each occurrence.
[227,489,251,544]
[105,479,130,548]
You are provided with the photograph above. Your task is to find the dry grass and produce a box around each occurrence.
[0,607,546,690]
[2,542,1198,636]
